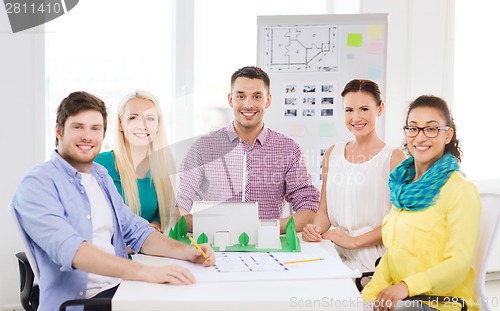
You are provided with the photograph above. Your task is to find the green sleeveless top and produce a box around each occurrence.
[94,151,160,223]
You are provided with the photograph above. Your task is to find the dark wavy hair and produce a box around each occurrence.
[341,79,382,105]
[404,95,462,162]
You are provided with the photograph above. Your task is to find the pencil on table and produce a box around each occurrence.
[284,258,324,264]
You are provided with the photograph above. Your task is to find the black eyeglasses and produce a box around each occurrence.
[403,126,450,138]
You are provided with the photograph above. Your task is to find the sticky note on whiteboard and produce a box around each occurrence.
[368,40,384,54]
[347,33,363,47]
[367,25,383,39]
[290,124,306,137]
[367,66,382,81]
[320,123,335,137]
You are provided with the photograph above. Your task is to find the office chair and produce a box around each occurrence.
[15,251,111,311]
[355,192,500,311]
[354,257,380,292]
[404,192,500,311]
[15,251,38,311]
[11,206,112,311]
[471,193,500,311]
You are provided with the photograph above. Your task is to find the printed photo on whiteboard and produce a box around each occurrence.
[321,84,334,93]
[318,147,329,182]
[303,97,316,105]
[281,81,337,119]
[321,109,334,117]
[303,109,315,117]
[321,97,334,105]
[285,85,297,93]
[303,85,316,93]
[284,109,297,117]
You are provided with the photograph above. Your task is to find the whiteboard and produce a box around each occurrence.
[257,14,388,187]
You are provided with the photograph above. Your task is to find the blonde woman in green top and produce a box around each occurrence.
[95,91,176,232]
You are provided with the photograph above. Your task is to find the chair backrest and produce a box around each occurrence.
[473,193,500,310]
[16,251,39,311]
[10,205,40,280]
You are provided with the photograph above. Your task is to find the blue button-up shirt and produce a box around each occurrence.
[11,151,155,311]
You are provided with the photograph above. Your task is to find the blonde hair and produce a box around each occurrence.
[113,91,176,231]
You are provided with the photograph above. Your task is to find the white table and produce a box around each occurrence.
[112,239,364,311]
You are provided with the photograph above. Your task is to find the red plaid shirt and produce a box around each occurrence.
[176,124,319,219]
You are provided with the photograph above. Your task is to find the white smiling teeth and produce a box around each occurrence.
[415,146,429,151]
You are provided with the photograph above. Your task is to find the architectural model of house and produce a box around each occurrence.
[192,201,282,250]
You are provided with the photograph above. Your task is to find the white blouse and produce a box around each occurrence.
[326,141,395,272]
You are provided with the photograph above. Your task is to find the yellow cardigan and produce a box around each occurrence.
[362,172,481,311]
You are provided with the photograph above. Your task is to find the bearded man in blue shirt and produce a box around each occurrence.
[11,91,215,311]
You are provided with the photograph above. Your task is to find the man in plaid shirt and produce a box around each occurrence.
[176,66,320,233]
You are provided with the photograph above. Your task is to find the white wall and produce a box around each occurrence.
[0,11,45,309]
[172,0,195,144]
[361,0,454,148]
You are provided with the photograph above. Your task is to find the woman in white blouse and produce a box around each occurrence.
[302,79,405,272]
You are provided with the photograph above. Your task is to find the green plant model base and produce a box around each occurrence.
[170,216,302,252]
[211,236,301,252]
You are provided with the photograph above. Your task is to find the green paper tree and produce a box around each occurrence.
[178,216,188,237]
[286,217,296,232]
[168,227,175,239]
[288,233,297,251]
[285,217,298,251]
[197,232,208,244]
[286,223,294,246]
[173,223,181,240]
[238,232,249,246]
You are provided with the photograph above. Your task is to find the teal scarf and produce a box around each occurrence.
[389,153,459,211]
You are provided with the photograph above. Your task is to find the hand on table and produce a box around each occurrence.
[140,264,196,285]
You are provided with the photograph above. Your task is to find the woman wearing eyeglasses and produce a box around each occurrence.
[302,79,406,273]
[362,95,481,311]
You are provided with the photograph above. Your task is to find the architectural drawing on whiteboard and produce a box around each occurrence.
[264,25,339,72]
